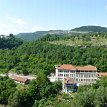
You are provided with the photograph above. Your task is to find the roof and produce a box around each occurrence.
[76,65,97,71]
[56,64,97,71]
[11,75,29,83]
[98,72,107,77]
[57,64,76,70]
[64,77,75,84]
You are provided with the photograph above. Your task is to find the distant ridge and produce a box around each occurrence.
[15,25,107,41]
[71,25,107,32]
[15,30,67,41]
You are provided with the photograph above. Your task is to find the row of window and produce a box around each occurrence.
[76,74,97,77]
[58,78,97,82]
[58,73,97,78]
[76,79,97,82]
[58,70,96,73]
[58,70,75,73]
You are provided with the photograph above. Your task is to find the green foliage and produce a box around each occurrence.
[15,26,107,41]
[0,34,23,49]
[0,36,107,74]
[72,77,107,107]
[15,30,65,41]
[72,25,107,32]
[0,76,16,104]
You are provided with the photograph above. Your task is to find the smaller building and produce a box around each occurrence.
[10,75,29,84]
[64,77,77,93]
[98,72,107,77]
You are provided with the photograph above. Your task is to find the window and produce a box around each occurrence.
[59,70,63,73]
[70,74,73,77]
[58,78,63,81]
[58,74,63,76]
[65,70,69,73]
[70,70,74,73]
[66,74,69,77]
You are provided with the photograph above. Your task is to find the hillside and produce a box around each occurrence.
[39,32,107,47]
[15,26,107,41]
[15,30,67,41]
[71,25,107,32]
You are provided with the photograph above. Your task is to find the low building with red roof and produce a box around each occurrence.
[10,75,29,84]
[98,72,107,77]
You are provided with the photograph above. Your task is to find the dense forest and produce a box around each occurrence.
[0,32,107,74]
[0,73,62,107]
[0,34,23,49]
[0,75,107,107]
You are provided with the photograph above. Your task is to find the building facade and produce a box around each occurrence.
[55,64,98,92]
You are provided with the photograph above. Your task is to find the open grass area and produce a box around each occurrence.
[49,37,107,46]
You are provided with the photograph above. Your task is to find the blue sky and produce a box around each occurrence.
[0,0,107,34]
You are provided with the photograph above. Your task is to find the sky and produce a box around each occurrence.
[0,0,107,35]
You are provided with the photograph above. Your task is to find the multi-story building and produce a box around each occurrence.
[55,64,98,92]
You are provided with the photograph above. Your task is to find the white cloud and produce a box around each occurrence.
[0,14,29,35]
[5,14,27,25]
[0,23,18,35]
[0,14,54,35]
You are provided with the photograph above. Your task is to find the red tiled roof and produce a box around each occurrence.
[57,64,76,70]
[98,72,107,77]
[76,65,97,71]
[64,77,75,84]
[11,75,29,83]
[57,64,97,71]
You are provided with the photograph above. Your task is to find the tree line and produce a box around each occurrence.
[0,39,107,74]
[0,73,62,107]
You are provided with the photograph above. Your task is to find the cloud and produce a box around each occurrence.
[5,14,27,25]
[0,14,54,35]
[0,14,29,35]
[0,23,18,35]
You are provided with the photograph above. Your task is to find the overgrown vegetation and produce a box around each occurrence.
[0,33,107,74]
[0,34,23,49]
[40,32,107,46]
[0,73,62,107]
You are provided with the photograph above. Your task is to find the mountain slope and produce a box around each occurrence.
[71,26,107,32]
[15,25,107,41]
[15,30,67,41]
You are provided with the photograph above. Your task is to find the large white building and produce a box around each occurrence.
[55,64,98,92]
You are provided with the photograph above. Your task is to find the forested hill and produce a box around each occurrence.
[71,26,107,32]
[15,30,67,41]
[0,40,107,74]
[15,26,107,41]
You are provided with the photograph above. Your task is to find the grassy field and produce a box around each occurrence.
[49,37,107,46]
